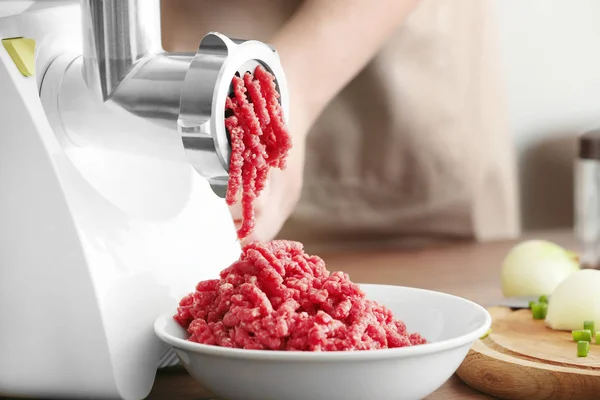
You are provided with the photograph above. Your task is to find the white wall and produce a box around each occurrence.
[492,0,600,230]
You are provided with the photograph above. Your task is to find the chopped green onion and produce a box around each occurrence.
[572,329,592,342]
[584,321,595,336]
[596,332,600,344]
[479,328,492,340]
[531,302,548,319]
[578,340,590,357]
[538,295,548,304]
[528,301,536,309]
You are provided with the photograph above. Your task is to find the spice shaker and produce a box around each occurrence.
[575,129,600,268]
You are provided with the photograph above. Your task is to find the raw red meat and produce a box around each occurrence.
[174,240,428,351]
[225,66,292,240]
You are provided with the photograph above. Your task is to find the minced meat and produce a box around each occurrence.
[224,66,292,240]
[174,240,427,351]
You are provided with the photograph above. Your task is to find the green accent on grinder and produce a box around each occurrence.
[2,37,36,77]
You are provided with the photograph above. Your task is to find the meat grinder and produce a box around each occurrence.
[0,1,289,399]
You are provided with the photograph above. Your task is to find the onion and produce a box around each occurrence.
[545,269,600,331]
[500,240,580,297]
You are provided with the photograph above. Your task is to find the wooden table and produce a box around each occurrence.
[147,229,578,400]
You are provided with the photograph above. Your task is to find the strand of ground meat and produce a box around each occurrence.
[255,66,292,169]
[174,240,428,351]
[225,66,292,240]
[224,99,244,203]
[243,73,271,192]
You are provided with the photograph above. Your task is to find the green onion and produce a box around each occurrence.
[584,321,595,336]
[572,329,592,342]
[528,301,536,309]
[479,328,492,340]
[596,332,600,344]
[538,295,549,304]
[578,340,590,357]
[531,302,548,319]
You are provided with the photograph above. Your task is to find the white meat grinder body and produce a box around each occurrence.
[0,1,289,399]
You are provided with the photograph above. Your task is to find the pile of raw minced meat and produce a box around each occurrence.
[174,240,427,351]
[173,66,427,352]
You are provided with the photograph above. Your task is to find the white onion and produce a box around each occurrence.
[500,240,580,297]
[545,269,600,331]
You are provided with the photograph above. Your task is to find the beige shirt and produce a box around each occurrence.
[162,0,521,251]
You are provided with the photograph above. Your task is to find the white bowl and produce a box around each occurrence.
[154,284,491,400]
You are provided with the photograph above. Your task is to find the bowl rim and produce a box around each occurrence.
[154,284,492,362]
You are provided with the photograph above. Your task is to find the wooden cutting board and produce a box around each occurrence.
[456,306,600,400]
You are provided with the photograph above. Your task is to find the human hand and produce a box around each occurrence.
[226,0,419,243]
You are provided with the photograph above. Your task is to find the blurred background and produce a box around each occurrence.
[493,0,600,231]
